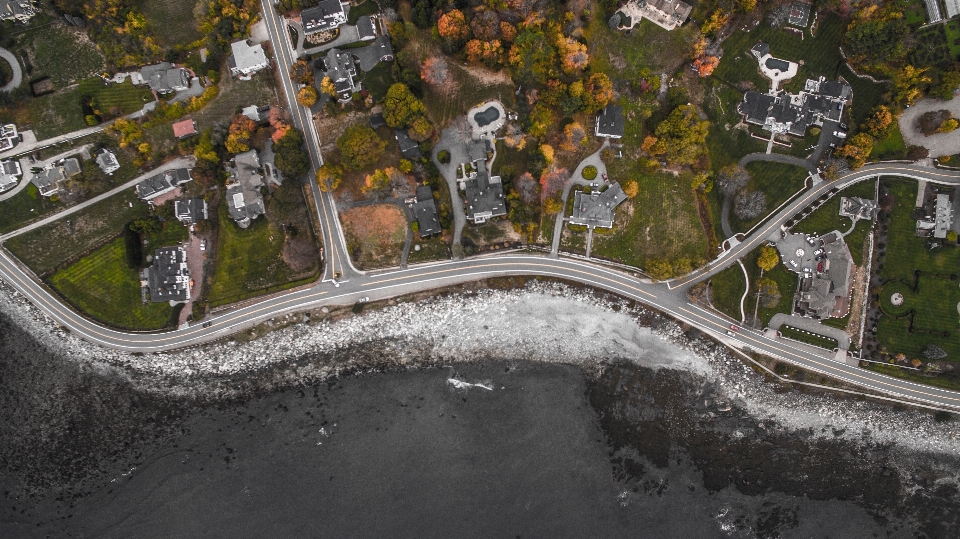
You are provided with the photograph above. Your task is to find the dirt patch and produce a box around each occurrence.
[460,64,513,86]
[341,204,407,269]
[313,110,367,150]
[282,234,320,274]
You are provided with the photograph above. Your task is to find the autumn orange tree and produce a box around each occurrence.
[861,105,893,137]
[437,9,469,43]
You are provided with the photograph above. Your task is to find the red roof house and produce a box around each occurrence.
[172,119,199,139]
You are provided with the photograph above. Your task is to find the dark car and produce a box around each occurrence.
[202,321,213,328]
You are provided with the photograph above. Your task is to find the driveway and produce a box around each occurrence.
[352,43,382,72]
[550,140,609,257]
[169,78,204,104]
[304,25,361,55]
[431,126,469,256]
[899,97,960,158]
[3,144,94,202]
[0,47,22,92]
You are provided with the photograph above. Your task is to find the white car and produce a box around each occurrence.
[199,239,206,251]
[833,131,847,138]
[357,297,369,303]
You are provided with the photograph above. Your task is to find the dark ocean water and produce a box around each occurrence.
[0,312,955,538]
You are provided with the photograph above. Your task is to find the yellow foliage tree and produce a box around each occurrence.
[757,246,780,271]
[540,143,555,164]
[622,180,639,198]
[297,86,318,107]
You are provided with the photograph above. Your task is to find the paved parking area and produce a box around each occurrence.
[899,97,960,158]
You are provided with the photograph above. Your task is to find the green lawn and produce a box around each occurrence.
[0,87,88,139]
[0,183,61,234]
[779,325,839,350]
[4,190,152,275]
[207,202,306,307]
[15,22,105,87]
[422,60,516,128]
[710,262,746,320]
[357,60,395,103]
[49,237,174,330]
[791,179,877,263]
[869,120,907,160]
[347,0,380,24]
[589,168,707,269]
[138,0,203,47]
[727,161,809,234]
[406,234,450,264]
[78,78,154,116]
[873,179,960,361]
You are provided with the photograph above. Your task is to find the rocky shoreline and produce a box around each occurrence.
[2,278,960,535]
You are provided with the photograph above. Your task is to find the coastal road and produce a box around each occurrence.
[260,0,359,283]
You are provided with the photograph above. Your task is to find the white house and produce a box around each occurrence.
[229,40,269,77]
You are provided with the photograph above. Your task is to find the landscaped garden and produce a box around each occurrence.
[791,179,877,263]
[870,180,960,362]
[710,246,798,327]
[779,325,839,350]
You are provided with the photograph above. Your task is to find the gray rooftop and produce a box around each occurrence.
[139,62,190,94]
[32,166,64,196]
[301,0,347,34]
[357,15,376,40]
[135,168,192,200]
[595,105,625,138]
[145,246,190,303]
[175,198,208,224]
[95,149,120,174]
[395,129,422,160]
[464,160,505,223]
[412,185,441,236]
[570,183,627,228]
[225,150,265,227]
[229,39,267,72]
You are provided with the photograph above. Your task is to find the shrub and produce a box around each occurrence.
[582,165,597,180]
[437,149,450,164]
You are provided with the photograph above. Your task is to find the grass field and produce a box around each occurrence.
[358,60,395,103]
[869,120,907,160]
[727,161,809,234]
[207,202,308,307]
[589,169,707,269]
[406,234,450,264]
[138,0,203,47]
[0,183,61,234]
[710,262,747,320]
[0,86,87,139]
[873,179,960,361]
[4,190,152,275]
[791,179,877,262]
[16,22,105,87]
[779,325,839,350]
[49,237,174,330]
[78,78,154,116]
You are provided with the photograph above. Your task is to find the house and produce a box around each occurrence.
[62,157,81,178]
[411,185,441,237]
[467,138,491,163]
[737,75,851,137]
[595,105,624,139]
[375,35,394,62]
[839,197,878,221]
[135,168,193,201]
[925,0,944,23]
[0,159,21,192]
[242,104,270,122]
[463,160,506,224]
[228,39,269,77]
[319,48,359,101]
[357,15,377,41]
[0,124,20,152]
[569,183,628,228]
[225,150,265,228]
[614,0,692,32]
[775,231,855,319]
[947,0,960,20]
[301,0,347,35]
[172,119,198,139]
[95,149,121,175]
[32,166,64,197]
[395,129,422,160]
[142,246,190,303]
[916,190,956,239]
[175,198,208,224]
[0,0,39,23]
[138,62,190,94]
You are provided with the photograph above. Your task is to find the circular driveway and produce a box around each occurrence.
[0,47,22,92]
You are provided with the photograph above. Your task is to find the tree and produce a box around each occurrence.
[437,9,469,42]
[408,115,434,142]
[316,163,344,192]
[539,143,555,164]
[734,190,766,220]
[383,83,425,128]
[336,125,387,171]
[939,118,959,133]
[560,37,589,74]
[290,59,315,85]
[582,73,613,113]
[560,122,588,152]
[693,56,719,77]
[836,133,875,169]
[225,133,250,154]
[700,9,729,36]
[319,76,337,97]
[297,86,318,107]
[716,164,750,195]
[398,159,413,173]
[947,230,958,243]
[500,21,517,42]
[274,128,310,179]
[420,57,450,88]
[861,105,893,137]
[845,17,909,66]
[735,0,757,12]
[931,70,960,100]
[362,168,392,194]
[470,10,500,41]
[757,277,781,309]
[622,180,639,198]
[648,105,711,167]
[757,246,779,271]
[647,259,674,281]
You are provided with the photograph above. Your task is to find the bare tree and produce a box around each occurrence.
[420,56,451,88]
[735,190,767,220]
[716,164,750,195]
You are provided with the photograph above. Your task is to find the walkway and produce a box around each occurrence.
[0,47,22,92]
[550,141,610,257]
[768,313,851,350]
[721,151,818,237]
[0,156,196,241]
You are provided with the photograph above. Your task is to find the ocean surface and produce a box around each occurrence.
[2,294,959,537]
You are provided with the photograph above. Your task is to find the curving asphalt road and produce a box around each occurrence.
[3,2,960,412]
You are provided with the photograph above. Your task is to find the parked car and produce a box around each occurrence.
[726,330,736,337]
[790,260,798,268]
[806,236,817,246]
[840,122,848,130]
[833,131,847,138]
[357,297,369,303]
[817,261,825,273]
[200,239,206,251]
[602,173,608,182]
[813,248,823,256]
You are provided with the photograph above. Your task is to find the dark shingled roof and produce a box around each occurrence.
[301,0,347,35]
[369,113,386,129]
[595,105,625,138]
[751,42,770,58]
[175,198,208,224]
[412,185,441,237]
[764,57,791,73]
[395,129,422,160]
[464,160,506,222]
[146,246,190,303]
[357,15,376,40]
